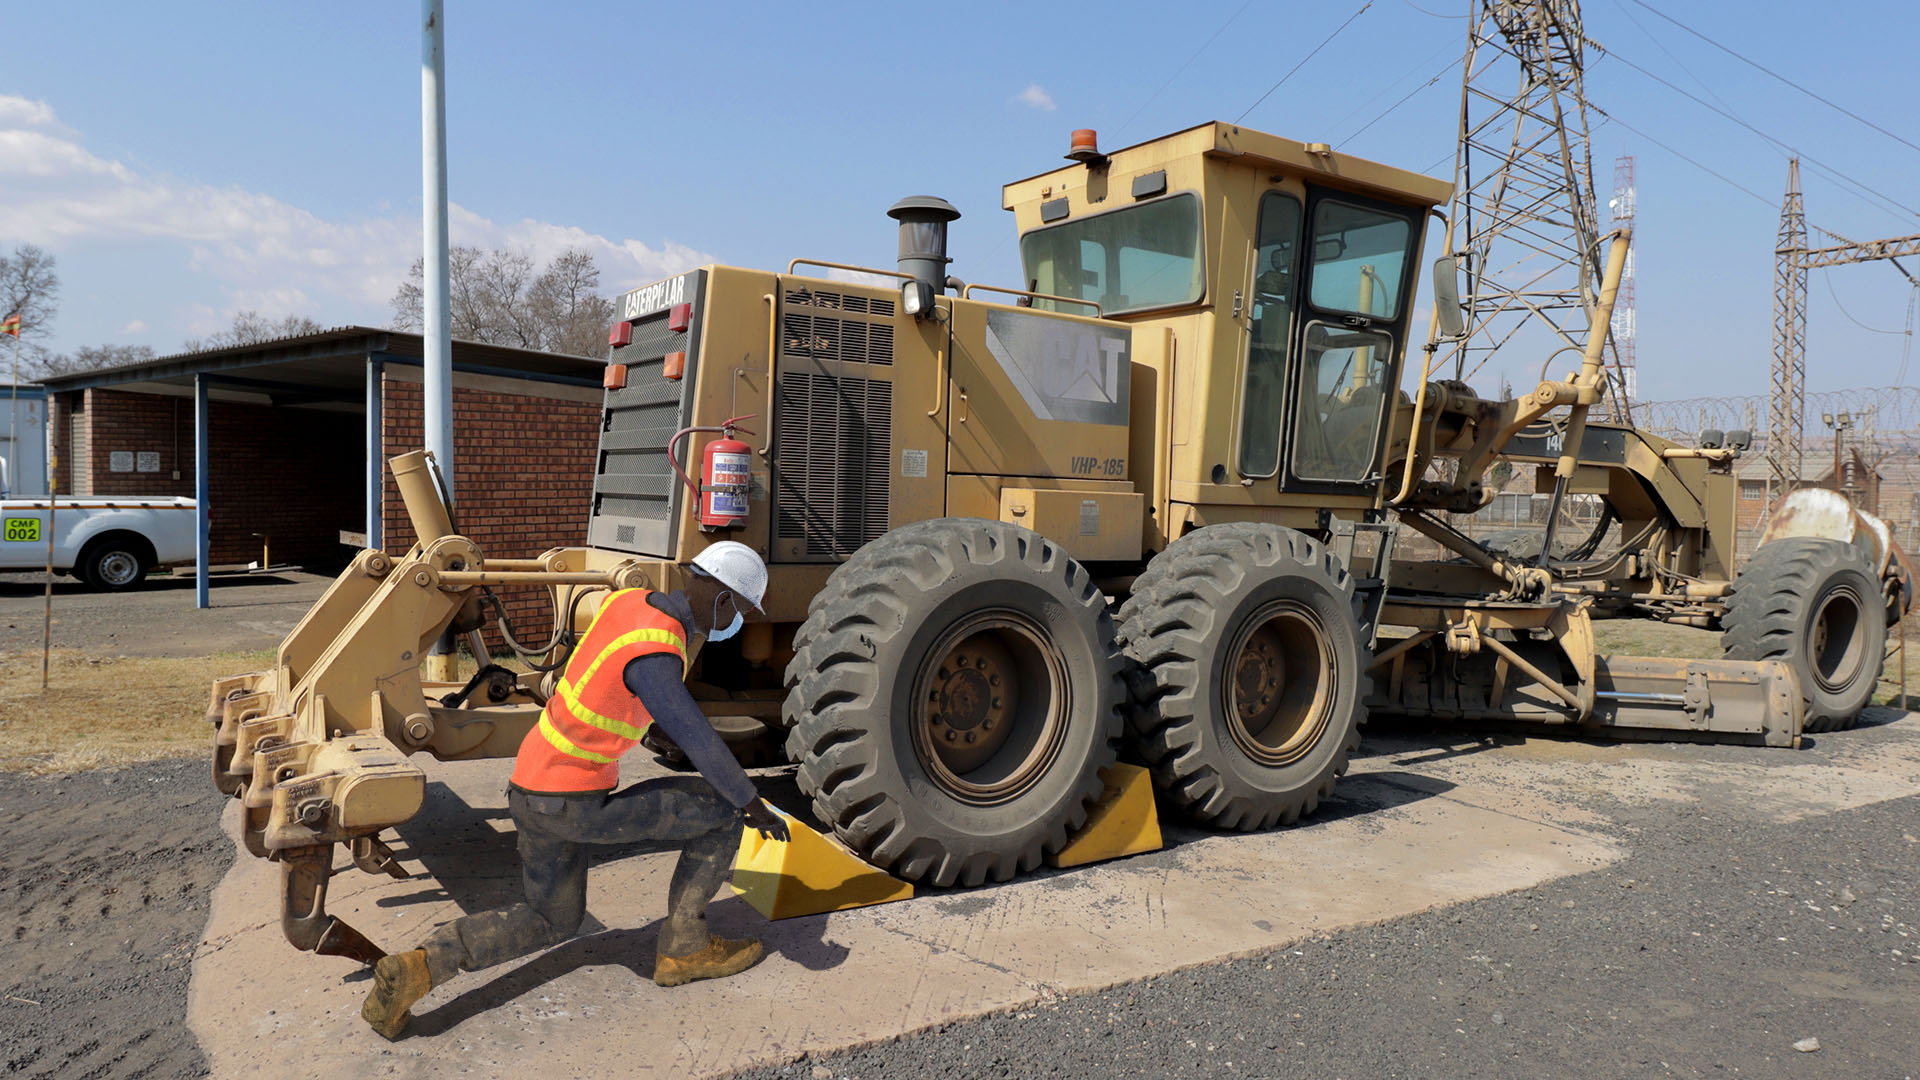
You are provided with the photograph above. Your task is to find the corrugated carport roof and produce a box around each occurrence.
[37,327,605,399]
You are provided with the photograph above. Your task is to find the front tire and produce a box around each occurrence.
[1722,537,1886,732]
[80,540,147,591]
[783,519,1126,887]
[1118,523,1367,830]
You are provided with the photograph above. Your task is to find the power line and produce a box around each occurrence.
[1236,1,1373,124]
[1341,48,1461,145]
[1820,269,1907,336]
[1622,0,1920,157]
[1607,0,1742,119]
[1113,0,1257,142]
[1326,39,1457,137]
[1597,44,1920,222]
[1589,106,1774,209]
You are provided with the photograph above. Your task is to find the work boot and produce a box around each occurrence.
[653,934,764,987]
[361,948,434,1040]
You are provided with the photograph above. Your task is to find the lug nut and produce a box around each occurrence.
[944,730,958,742]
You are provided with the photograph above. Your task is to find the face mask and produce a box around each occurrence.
[707,592,744,642]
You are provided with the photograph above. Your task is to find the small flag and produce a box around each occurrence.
[0,311,19,337]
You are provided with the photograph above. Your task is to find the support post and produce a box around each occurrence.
[195,373,210,610]
[421,1,452,499]
[366,359,384,550]
[422,0,456,681]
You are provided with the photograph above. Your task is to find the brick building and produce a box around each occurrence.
[41,328,604,624]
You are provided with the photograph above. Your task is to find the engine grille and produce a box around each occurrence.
[588,271,705,556]
[773,372,892,558]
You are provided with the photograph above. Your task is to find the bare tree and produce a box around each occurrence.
[41,343,157,377]
[0,244,61,377]
[182,311,324,352]
[391,246,613,356]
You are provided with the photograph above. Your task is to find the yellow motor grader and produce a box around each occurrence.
[206,122,1908,965]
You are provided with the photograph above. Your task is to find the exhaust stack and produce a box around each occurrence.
[887,196,961,309]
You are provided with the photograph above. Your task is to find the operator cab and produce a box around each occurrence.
[1003,123,1447,506]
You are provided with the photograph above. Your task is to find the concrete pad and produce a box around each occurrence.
[188,713,1920,1078]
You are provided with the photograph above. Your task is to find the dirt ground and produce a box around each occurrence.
[0,759,229,1079]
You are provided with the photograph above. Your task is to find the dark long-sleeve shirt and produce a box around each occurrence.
[620,592,758,808]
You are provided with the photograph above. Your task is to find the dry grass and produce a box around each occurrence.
[0,648,275,775]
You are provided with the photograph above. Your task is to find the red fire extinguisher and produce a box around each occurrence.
[668,414,756,530]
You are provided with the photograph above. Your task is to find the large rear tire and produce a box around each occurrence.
[1117,523,1366,830]
[1722,537,1886,732]
[783,519,1126,887]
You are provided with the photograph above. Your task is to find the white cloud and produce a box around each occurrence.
[1014,84,1057,111]
[0,95,719,332]
[0,96,59,130]
[119,319,146,335]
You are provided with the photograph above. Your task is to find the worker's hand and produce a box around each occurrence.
[743,798,790,843]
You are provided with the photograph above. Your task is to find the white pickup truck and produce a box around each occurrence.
[0,495,197,590]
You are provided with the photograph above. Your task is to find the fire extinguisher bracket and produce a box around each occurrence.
[667,415,758,531]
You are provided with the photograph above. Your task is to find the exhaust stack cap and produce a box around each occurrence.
[888,196,962,307]
[1066,128,1107,166]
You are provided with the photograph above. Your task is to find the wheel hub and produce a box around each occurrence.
[912,613,1068,805]
[1220,601,1336,768]
[99,551,139,586]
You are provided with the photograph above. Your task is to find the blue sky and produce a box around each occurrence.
[4,0,1918,405]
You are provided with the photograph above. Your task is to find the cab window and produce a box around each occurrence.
[1020,194,1204,315]
[1307,201,1411,319]
[1237,192,1302,478]
[1291,322,1394,483]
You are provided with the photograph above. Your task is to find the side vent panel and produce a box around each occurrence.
[773,372,892,559]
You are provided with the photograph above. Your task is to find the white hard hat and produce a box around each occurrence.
[689,541,767,612]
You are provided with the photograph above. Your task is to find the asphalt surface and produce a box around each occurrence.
[5,723,1917,1079]
[737,731,1920,1080]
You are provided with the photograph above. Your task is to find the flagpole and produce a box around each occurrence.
[8,316,17,496]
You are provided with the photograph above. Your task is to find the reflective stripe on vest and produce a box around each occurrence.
[510,589,688,792]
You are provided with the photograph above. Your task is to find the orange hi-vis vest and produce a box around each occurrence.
[510,588,689,793]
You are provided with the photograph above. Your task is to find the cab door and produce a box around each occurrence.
[1278,189,1422,495]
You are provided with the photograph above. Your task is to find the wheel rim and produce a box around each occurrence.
[1219,600,1336,768]
[97,551,139,586]
[910,610,1071,806]
[1809,584,1868,693]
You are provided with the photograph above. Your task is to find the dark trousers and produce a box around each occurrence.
[419,776,744,983]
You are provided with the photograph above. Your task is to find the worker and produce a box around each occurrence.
[361,541,791,1040]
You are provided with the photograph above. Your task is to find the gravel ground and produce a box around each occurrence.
[0,570,330,658]
[0,759,229,1079]
[737,787,1920,1080]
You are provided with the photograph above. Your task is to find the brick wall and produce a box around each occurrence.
[74,388,362,567]
[380,373,600,643]
[49,391,75,494]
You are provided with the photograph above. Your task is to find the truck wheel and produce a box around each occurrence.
[1117,523,1366,830]
[1722,537,1886,732]
[783,519,1126,887]
[79,536,150,591]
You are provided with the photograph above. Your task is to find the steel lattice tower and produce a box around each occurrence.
[1609,154,1637,411]
[1442,0,1616,404]
[1768,159,1808,493]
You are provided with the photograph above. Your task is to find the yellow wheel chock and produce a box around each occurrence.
[1047,762,1163,869]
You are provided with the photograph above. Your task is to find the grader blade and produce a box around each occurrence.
[1588,655,1803,748]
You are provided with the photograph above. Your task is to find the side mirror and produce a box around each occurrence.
[1431,256,1466,341]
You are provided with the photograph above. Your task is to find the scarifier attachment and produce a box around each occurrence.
[1048,763,1164,869]
[731,809,913,920]
[1589,655,1803,748]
